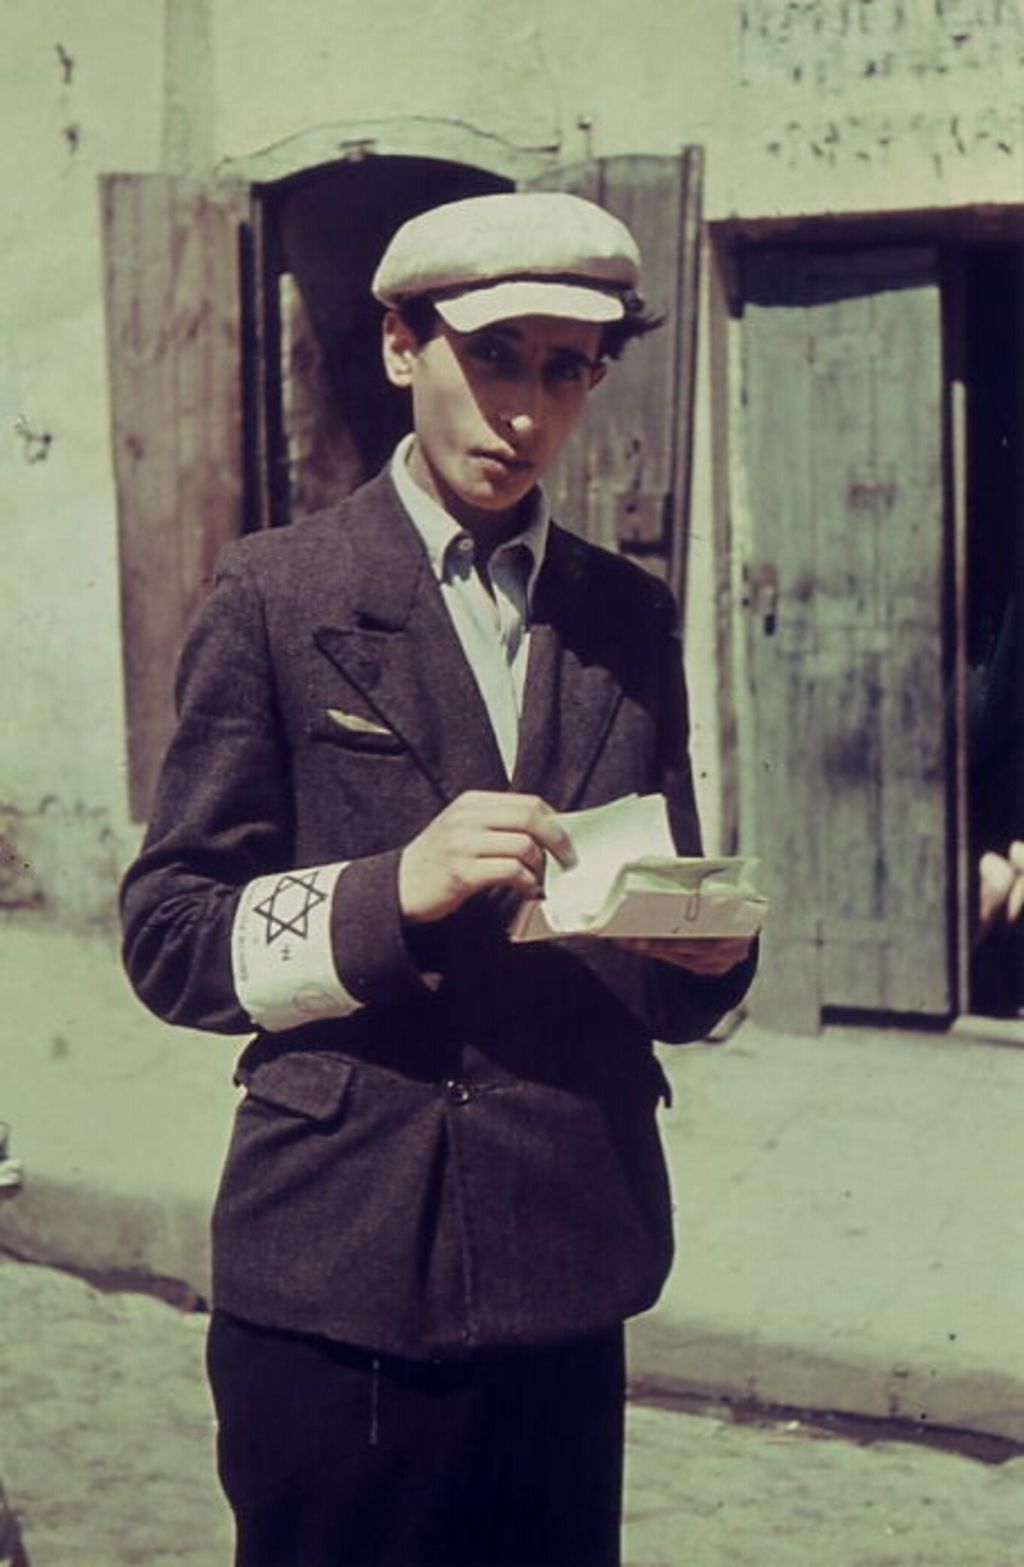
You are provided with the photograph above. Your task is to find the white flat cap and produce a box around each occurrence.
[372,192,642,332]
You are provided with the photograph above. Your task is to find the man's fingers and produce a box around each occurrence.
[447,827,545,876]
[457,856,543,899]
[400,792,573,925]
[473,831,546,882]
[454,792,576,869]
[533,812,576,869]
[508,794,575,868]
[1007,872,1024,925]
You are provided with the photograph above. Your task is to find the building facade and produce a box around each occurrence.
[3,0,1023,1032]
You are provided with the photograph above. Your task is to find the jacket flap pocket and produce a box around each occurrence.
[242,1051,355,1123]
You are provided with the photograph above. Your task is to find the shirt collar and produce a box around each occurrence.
[390,433,550,604]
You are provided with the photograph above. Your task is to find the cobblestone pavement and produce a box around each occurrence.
[2,1256,1023,1567]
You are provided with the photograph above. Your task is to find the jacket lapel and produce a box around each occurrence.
[512,526,623,807]
[313,471,508,802]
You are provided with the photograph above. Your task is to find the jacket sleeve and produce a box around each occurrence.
[120,546,435,1034]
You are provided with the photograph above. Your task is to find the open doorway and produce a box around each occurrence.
[255,157,512,526]
[730,227,1024,1034]
[961,248,1024,1018]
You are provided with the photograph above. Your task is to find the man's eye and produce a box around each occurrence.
[468,338,517,372]
[547,359,587,383]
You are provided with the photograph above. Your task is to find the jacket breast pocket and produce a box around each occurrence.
[307,706,408,757]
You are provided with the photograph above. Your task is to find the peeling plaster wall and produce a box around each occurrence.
[211,0,564,163]
[5,0,1024,924]
[211,0,1024,216]
[722,0,1024,215]
[1,2,164,924]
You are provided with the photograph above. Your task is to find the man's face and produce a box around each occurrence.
[383,312,605,532]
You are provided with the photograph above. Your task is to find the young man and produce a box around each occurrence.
[121,192,755,1567]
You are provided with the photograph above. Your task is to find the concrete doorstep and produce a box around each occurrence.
[3,923,1024,1443]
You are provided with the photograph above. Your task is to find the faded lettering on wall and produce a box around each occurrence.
[740,0,1024,90]
[740,1,1024,173]
[765,102,1023,172]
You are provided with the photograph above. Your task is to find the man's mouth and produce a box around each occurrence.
[473,450,532,473]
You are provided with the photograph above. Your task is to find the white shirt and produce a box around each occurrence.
[390,432,550,778]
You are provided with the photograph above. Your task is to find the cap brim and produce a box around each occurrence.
[434,280,625,333]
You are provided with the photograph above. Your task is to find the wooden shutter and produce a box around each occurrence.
[740,248,952,1030]
[525,151,704,598]
[101,175,251,819]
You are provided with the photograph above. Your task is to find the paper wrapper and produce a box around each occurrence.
[510,860,767,943]
[507,794,767,943]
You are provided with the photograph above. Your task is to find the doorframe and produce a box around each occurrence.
[707,203,1024,1030]
[246,151,517,530]
[216,117,556,190]
[219,120,559,534]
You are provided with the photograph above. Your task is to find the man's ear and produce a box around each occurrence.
[382,309,419,389]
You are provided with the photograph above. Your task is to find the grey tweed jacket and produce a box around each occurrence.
[121,468,755,1358]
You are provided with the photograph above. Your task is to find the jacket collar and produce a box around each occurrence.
[313,470,623,809]
[511,525,624,806]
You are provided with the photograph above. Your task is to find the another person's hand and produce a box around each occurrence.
[978,840,1024,941]
[613,935,754,977]
[399,790,575,925]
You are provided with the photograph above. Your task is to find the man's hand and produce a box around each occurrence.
[399,790,575,925]
[613,936,754,977]
[978,840,1024,941]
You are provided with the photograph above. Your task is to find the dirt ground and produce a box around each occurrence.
[2,1255,1023,1567]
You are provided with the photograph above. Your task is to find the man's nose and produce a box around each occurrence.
[498,375,544,437]
[498,394,542,445]
[503,409,538,437]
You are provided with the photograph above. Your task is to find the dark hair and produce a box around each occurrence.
[597,295,663,361]
[395,295,443,346]
[394,293,662,362]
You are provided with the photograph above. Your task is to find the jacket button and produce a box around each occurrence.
[444,1079,472,1105]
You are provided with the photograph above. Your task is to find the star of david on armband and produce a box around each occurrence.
[231,861,363,1032]
[253,871,329,945]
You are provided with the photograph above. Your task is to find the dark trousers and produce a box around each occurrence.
[207,1311,626,1567]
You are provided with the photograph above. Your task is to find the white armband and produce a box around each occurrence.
[231,863,365,1032]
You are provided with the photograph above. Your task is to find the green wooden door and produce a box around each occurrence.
[740,248,952,1031]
